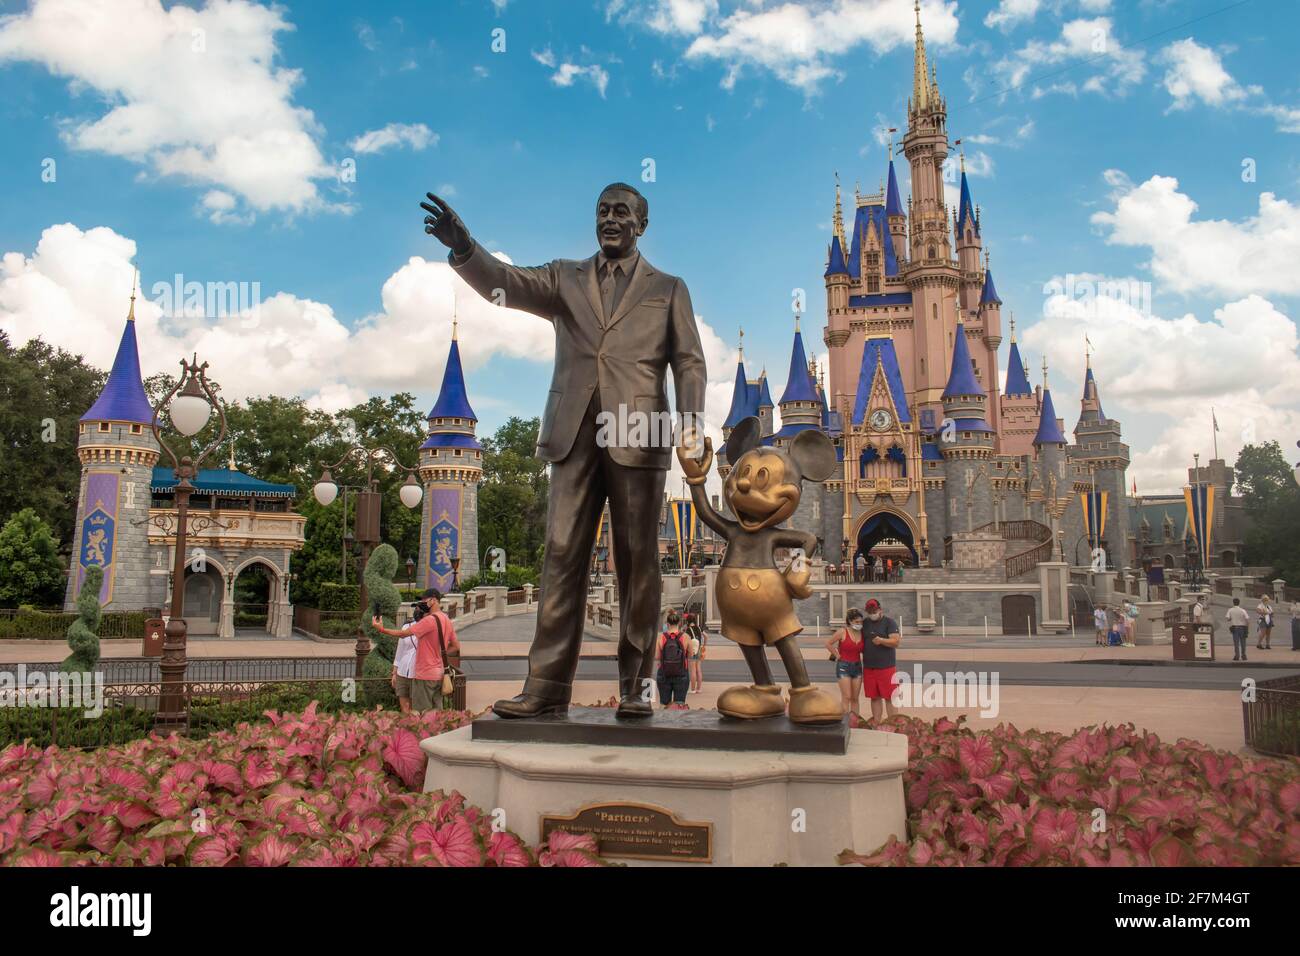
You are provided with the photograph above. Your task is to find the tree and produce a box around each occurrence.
[1235,441,1300,582]
[0,508,66,606]
[479,417,548,575]
[0,333,105,548]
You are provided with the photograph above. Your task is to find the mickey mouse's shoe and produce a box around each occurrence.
[787,686,843,725]
[716,684,785,720]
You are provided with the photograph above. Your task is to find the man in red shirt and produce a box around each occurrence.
[372,588,460,711]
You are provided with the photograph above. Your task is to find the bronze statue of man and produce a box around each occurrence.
[421,184,707,719]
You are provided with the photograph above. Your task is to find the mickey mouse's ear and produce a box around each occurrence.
[790,429,837,482]
[724,416,762,466]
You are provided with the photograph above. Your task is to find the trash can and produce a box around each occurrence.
[1172,622,1214,661]
[142,618,166,657]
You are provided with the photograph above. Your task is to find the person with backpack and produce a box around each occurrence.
[683,612,707,694]
[656,610,690,709]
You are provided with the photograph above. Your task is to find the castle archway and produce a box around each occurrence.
[853,509,920,570]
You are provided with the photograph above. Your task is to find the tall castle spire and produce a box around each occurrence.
[912,0,930,113]
[82,278,154,425]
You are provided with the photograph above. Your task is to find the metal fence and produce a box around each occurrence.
[1243,673,1300,758]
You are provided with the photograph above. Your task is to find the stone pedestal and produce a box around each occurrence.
[1134,602,1172,645]
[420,723,908,867]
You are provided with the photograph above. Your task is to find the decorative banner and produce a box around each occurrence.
[426,485,462,592]
[1080,489,1108,552]
[1184,483,1215,569]
[670,498,695,570]
[78,472,120,604]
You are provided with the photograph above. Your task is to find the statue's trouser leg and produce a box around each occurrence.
[740,643,774,686]
[605,447,667,699]
[523,396,608,703]
[773,634,810,689]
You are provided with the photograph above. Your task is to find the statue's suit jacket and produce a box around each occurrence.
[450,241,707,468]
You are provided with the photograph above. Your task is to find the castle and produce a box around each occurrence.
[719,2,1130,581]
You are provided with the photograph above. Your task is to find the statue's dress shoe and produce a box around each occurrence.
[615,695,653,719]
[492,694,568,719]
[787,686,843,725]
[716,684,785,720]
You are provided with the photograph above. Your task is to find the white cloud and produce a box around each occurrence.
[1,224,738,469]
[0,0,339,220]
[532,46,610,97]
[1024,283,1300,493]
[679,0,959,95]
[1091,172,1300,298]
[992,17,1145,99]
[985,0,1042,31]
[348,123,437,155]
[1158,38,1253,110]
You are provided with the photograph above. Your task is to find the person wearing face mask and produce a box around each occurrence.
[860,599,902,722]
[825,607,865,723]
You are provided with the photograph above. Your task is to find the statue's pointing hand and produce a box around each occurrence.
[421,193,473,257]
[678,435,712,486]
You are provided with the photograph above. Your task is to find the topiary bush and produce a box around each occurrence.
[361,545,402,708]
[62,566,103,671]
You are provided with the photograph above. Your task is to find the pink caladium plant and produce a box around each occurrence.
[0,705,607,868]
[841,715,1300,867]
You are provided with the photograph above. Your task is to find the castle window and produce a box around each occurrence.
[131,424,142,434]
[928,246,936,259]
[98,423,110,433]
[454,449,462,456]
[867,276,880,293]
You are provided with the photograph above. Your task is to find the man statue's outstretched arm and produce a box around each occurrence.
[421,192,559,319]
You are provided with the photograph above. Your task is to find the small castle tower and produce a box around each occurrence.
[756,368,775,437]
[1070,348,1130,569]
[66,280,160,611]
[773,313,822,444]
[999,314,1038,457]
[718,330,759,480]
[1031,359,1070,529]
[939,315,996,533]
[419,314,482,590]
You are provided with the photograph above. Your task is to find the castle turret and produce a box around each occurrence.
[885,154,907,263]
[939,318,995,532]
[999,314,1038,457]
[419,317,482,590]
[774,315,822,443]
[67,281,160,611]
[719,334,757,478]
[1069,350,1129,571]
[756,367,775,437]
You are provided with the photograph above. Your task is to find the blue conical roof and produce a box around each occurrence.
[82,310,153,424]
[780,328,819,404]
[1081,366,1105,419]
[427,338,477,421]
[885,160,904,217]
[956,169,978,238]
[1034,388,1067,445]
[943,323,985,399]
[757,371,774,409]
[723,358,756,429]
[980,268,1001,305]
[824,237,848,277]
[1004,340,1032,397]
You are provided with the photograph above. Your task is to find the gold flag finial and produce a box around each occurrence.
[127,268,138,321]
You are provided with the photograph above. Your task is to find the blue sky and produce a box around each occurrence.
[2,0,1299,492]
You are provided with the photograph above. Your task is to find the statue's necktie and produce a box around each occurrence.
[600,261,622,323]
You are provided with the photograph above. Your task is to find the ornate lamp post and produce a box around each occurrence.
[451,555,461,591]
[313,446,423,677]
[151,355,228,730]
[405,556,416,592]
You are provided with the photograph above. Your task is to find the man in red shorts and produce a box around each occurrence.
[860,598,901,722]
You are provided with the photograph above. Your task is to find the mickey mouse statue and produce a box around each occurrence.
[677,416,843,725]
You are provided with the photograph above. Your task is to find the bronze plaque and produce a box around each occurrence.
[541,802,712,863]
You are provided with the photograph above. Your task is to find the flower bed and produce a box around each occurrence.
[839,716,1300,866]
[0,704,602,866]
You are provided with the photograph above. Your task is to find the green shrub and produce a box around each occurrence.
[317,582,361,613]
